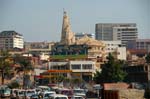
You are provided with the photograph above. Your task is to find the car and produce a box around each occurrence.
[25,89,36,99]
[43,91,56,99]
[30,94,39,99]
[16,89,26,99]
[49,94,68,99]
[71,95,85,99]
[0,85,11,98]
[10,89,19,99]
[73,88,86,98]
[58,88,73,99]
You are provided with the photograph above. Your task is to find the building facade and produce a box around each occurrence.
[102,41,122,53]
[123,64,150,83]
[95,23,138,46]
[136,39,150,52]
[103,41,126,60]
[24,41,54,55]
[0,31,24,50]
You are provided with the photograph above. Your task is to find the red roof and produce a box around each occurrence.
[128,49,147,54]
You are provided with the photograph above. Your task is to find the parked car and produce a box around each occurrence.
[16,89,26,99]
[0,85,11,98]
[10,89,19,99]
[43,91,56,99]
[58,88,73,99]
[71,95,85,99]
[49,94,68,99]
[73,88,86,98]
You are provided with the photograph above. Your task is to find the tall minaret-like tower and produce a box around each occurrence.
[60,11,75,45]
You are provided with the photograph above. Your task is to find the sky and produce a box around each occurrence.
[0,0,149,42]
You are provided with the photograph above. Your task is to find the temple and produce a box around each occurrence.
[60,11,75,45]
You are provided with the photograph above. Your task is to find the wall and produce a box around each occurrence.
[119,89,145,99]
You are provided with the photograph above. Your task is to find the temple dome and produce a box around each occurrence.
[75,35,105,46]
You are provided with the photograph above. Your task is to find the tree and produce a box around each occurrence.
[145,53,150,63]
[0,50,13,84]
[71,78,82,88]
[93,53,126,83]
[14,55,34,88]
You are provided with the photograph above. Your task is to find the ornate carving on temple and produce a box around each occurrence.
[75,35,105,46]
[75,35,106,60]
[60,11,75,45]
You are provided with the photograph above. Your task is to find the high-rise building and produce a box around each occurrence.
[0,31,24,50]
[95,23,138,46]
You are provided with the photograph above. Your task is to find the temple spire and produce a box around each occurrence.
[60,10,75,45]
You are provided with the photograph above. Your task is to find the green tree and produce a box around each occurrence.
[145,53,150,63]
[71,78,82,87]
[93,53,126,83]
[14,55,34,88]
[0,50,13,84]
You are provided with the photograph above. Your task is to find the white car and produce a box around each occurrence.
[72,95,85,99]
[49,94,68,99]
[73,88,86,97]
[43,91,56,99]
[25,89,36,98]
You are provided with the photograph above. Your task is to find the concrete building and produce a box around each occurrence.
[95,23,138,46]
[0,31,24,50]
[75,32,95,40]
[69,60,96,82]
[24,41,54,56]
[103,41,122,53]
[47,60,97,82]
[116,47,127,60]
[136,39,150,52]
[103,41,126,60]
[123,64,150,83]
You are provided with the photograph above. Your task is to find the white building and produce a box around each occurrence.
[103,40,126,60]
[69,60,96,82]
[48,60,97,82]
[0,31,24,50]
[103,41,122,53]
[116,47,127,60]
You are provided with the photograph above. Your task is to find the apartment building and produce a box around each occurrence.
[95,23,138,46]
[0,31,24,50]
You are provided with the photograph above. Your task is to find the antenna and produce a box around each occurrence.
[63,8,66,15]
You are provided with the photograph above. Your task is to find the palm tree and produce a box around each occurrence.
[14,55,34,88]
[0,50,13,84]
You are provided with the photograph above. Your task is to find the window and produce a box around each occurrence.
[82,64,92,69]
[71,64,81,69]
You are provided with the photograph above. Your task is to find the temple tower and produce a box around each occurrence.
[60,11,75,45]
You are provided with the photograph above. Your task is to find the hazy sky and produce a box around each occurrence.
[0,0,149,42]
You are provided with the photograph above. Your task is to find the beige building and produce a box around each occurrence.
[75,35,106,60]
[24,41,54,56]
